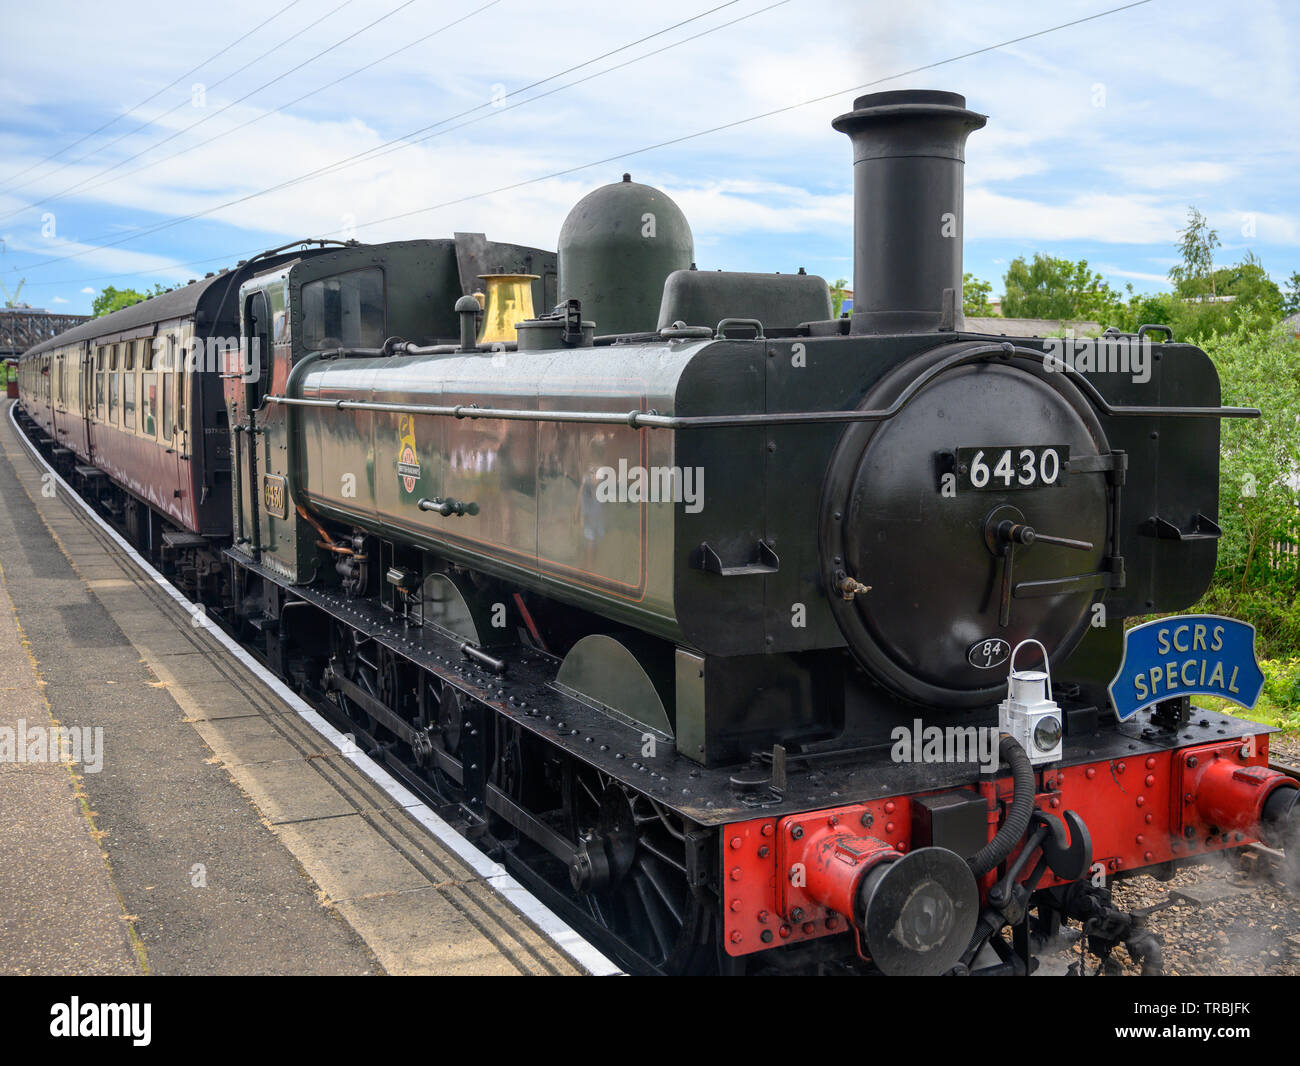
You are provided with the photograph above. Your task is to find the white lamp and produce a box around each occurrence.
[998,639,1063,766]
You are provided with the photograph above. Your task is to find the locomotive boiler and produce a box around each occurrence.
[106,89,1300,974]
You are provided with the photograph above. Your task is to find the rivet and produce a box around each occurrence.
[1144,851,1154,862]
[729,867,743,882]
[757,910,769,923]
[761,823,774,837]
[884,801,896,814]
[1136,796,1145,807]
[1085,767,1096,779]
[1136,834,1144,844]
[761,929,774,943]
[1145,774,1156,787]
[758,846,770,859]
[1146,756,1157,769]
[802,922,815,935]
[1050,797,1061,808]
[779,925,791,939]
[730,836,743,850]
[790,824,804,840]
[885,821,895,833]
[730,930,743,944]
[1116,762,1126,774]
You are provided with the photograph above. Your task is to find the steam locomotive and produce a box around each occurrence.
[19,90,1300,975]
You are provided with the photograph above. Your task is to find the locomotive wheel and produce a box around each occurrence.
[329,623,379,735]
[566,769,708,973]
[416,676,464,798]
[375,647,416,740]
[437,686,463,757]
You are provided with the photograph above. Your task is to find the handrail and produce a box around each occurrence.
[264,342,1260,431]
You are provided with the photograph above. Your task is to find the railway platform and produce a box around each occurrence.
[0,402,609,976]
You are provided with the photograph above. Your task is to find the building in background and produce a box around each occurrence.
[0,306,92,360]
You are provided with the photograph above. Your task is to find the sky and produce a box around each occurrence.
[0,0,1296,316]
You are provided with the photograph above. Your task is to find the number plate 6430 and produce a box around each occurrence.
[955,445,1069,491]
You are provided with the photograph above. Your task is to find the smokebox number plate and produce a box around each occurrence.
[955,445,1069,491]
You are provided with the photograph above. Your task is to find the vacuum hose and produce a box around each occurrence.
[968,735,1036,878]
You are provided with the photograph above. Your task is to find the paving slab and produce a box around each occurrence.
[0,406,594,976]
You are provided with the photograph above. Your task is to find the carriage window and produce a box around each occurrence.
[124,364,136,430]
[141,340,156,436]
[108,344,119,422]
[302,268,384,350]
[176,354,187,438]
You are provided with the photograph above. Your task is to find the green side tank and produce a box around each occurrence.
[557,174,694,336]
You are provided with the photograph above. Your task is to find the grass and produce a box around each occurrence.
[1196,658,1300,736]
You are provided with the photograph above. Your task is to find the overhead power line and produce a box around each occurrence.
[10,0,759,270]
[0,0,308,194]
[0,0,421,223]
[13,0,1155,292]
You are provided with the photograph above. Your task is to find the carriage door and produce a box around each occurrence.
[241,290,271,554]
[82,344,94,457]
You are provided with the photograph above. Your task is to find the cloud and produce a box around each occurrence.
[1096,264,1172,286]
[0,230,194,284]
[51,295,68,302]
[0,0,1296,302]
[1107,160,1240,190]
[80,286,95,293]
[966,188,1187,245]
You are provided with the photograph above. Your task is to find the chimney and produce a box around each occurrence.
[832,90,986,333]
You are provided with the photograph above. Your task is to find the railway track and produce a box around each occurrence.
[5,401,618,976]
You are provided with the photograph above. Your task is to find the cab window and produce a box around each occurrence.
[302,268,384,350]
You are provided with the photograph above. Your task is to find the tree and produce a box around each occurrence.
[92,283,167,317]
[1001,254,1120,321]
[1122,250,1284,340]
[1212,251,1282,320]
[962,273,992,316]
[1198,320,1300,657]
[828,278,849,317]
[1282,271,1300,317]
[1169,206,1220,299]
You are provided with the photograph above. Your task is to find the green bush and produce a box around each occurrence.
[1265,657,1300,716]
